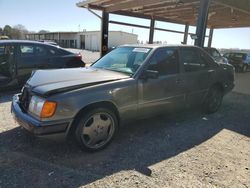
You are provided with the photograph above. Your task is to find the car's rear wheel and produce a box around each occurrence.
[74,108,118,151]
[203,86,223,114]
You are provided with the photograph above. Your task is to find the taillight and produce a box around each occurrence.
[76,54,82,61]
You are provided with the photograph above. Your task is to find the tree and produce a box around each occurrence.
[38,30,49,34]
[12,24,28,39]
[2,24,30,39]
[3,25,12,37]
[0,27,3,35]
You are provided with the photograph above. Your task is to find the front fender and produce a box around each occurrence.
[43,78,138,122]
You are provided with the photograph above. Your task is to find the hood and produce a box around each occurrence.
[27,67,130,96]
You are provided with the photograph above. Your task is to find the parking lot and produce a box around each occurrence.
[0,51,249,187]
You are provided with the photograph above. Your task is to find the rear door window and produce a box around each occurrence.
[200,49,215,64]
[35,45,48,57]
[48,48,58,56]
[180,47,208,72]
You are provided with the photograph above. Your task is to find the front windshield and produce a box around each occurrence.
[92,47,152,75]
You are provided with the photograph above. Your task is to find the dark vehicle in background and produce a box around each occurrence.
[204,47,228,64]
[38,40,59,47]
[0,40,85,87]
[12,45,234,151]
[223,52,250,73]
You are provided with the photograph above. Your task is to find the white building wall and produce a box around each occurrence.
[89,32,100,51]
[109,31,138,48]
[26,31,138,51]
[82,31,137,51]
[84,32,101,51]
[59,33,79,48]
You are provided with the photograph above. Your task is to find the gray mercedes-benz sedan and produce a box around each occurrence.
[12,45,235,151]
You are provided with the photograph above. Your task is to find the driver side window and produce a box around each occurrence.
[147,48,179,76]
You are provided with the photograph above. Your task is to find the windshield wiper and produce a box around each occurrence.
[101,67,133,76]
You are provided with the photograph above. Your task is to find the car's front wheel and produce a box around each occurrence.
[203,86,223,114]
[74,107,118,151]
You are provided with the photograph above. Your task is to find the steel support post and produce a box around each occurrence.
[195,0,211,47]
[149,18,155,44]
[183,23,189,44]
[101,11,109,56]
[208,28,214,47]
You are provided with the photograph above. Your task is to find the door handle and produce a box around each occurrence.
[0,62,7,65]
[37,65,45,68]
[208,69,215,73]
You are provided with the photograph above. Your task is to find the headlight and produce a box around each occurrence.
[29,96,57,118]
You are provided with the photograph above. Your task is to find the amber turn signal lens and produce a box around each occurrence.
[40,101,57,118]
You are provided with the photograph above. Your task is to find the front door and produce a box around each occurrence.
[138,47,185,117]
[0,44,16,85]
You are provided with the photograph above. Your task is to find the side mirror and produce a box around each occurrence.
[140,70,159,80]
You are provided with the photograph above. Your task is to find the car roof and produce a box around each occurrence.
[204,47,216,50]
[226,52,248,55]
[0,40,58,47]
[119,44,201,49]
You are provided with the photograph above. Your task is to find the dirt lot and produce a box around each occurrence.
[0,70,249,187]
[66,48,100,65]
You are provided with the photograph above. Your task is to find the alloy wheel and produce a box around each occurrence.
[81,112,115,149]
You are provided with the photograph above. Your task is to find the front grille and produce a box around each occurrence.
[19,86,31,111]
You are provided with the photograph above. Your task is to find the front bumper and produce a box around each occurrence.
[11,94,72,136]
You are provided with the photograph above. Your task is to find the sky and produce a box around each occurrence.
[0,0,250,49]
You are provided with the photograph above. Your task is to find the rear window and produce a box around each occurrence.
[59,49,72,55]
[228,53,246,60]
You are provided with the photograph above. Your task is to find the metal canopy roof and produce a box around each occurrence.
[77,0,250,28]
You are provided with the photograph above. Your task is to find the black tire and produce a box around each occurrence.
[74,107,118,152]
[241,64,248,73]
[203,86,223,114]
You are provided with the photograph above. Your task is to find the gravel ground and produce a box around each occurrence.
[0,91,249,187]
[0,54,249,188]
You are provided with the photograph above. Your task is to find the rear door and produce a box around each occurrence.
[179,47,216,106]
[33,44,52,69]
[16,43,38,83]
[138,47,185,117]
[16,43,62,83]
